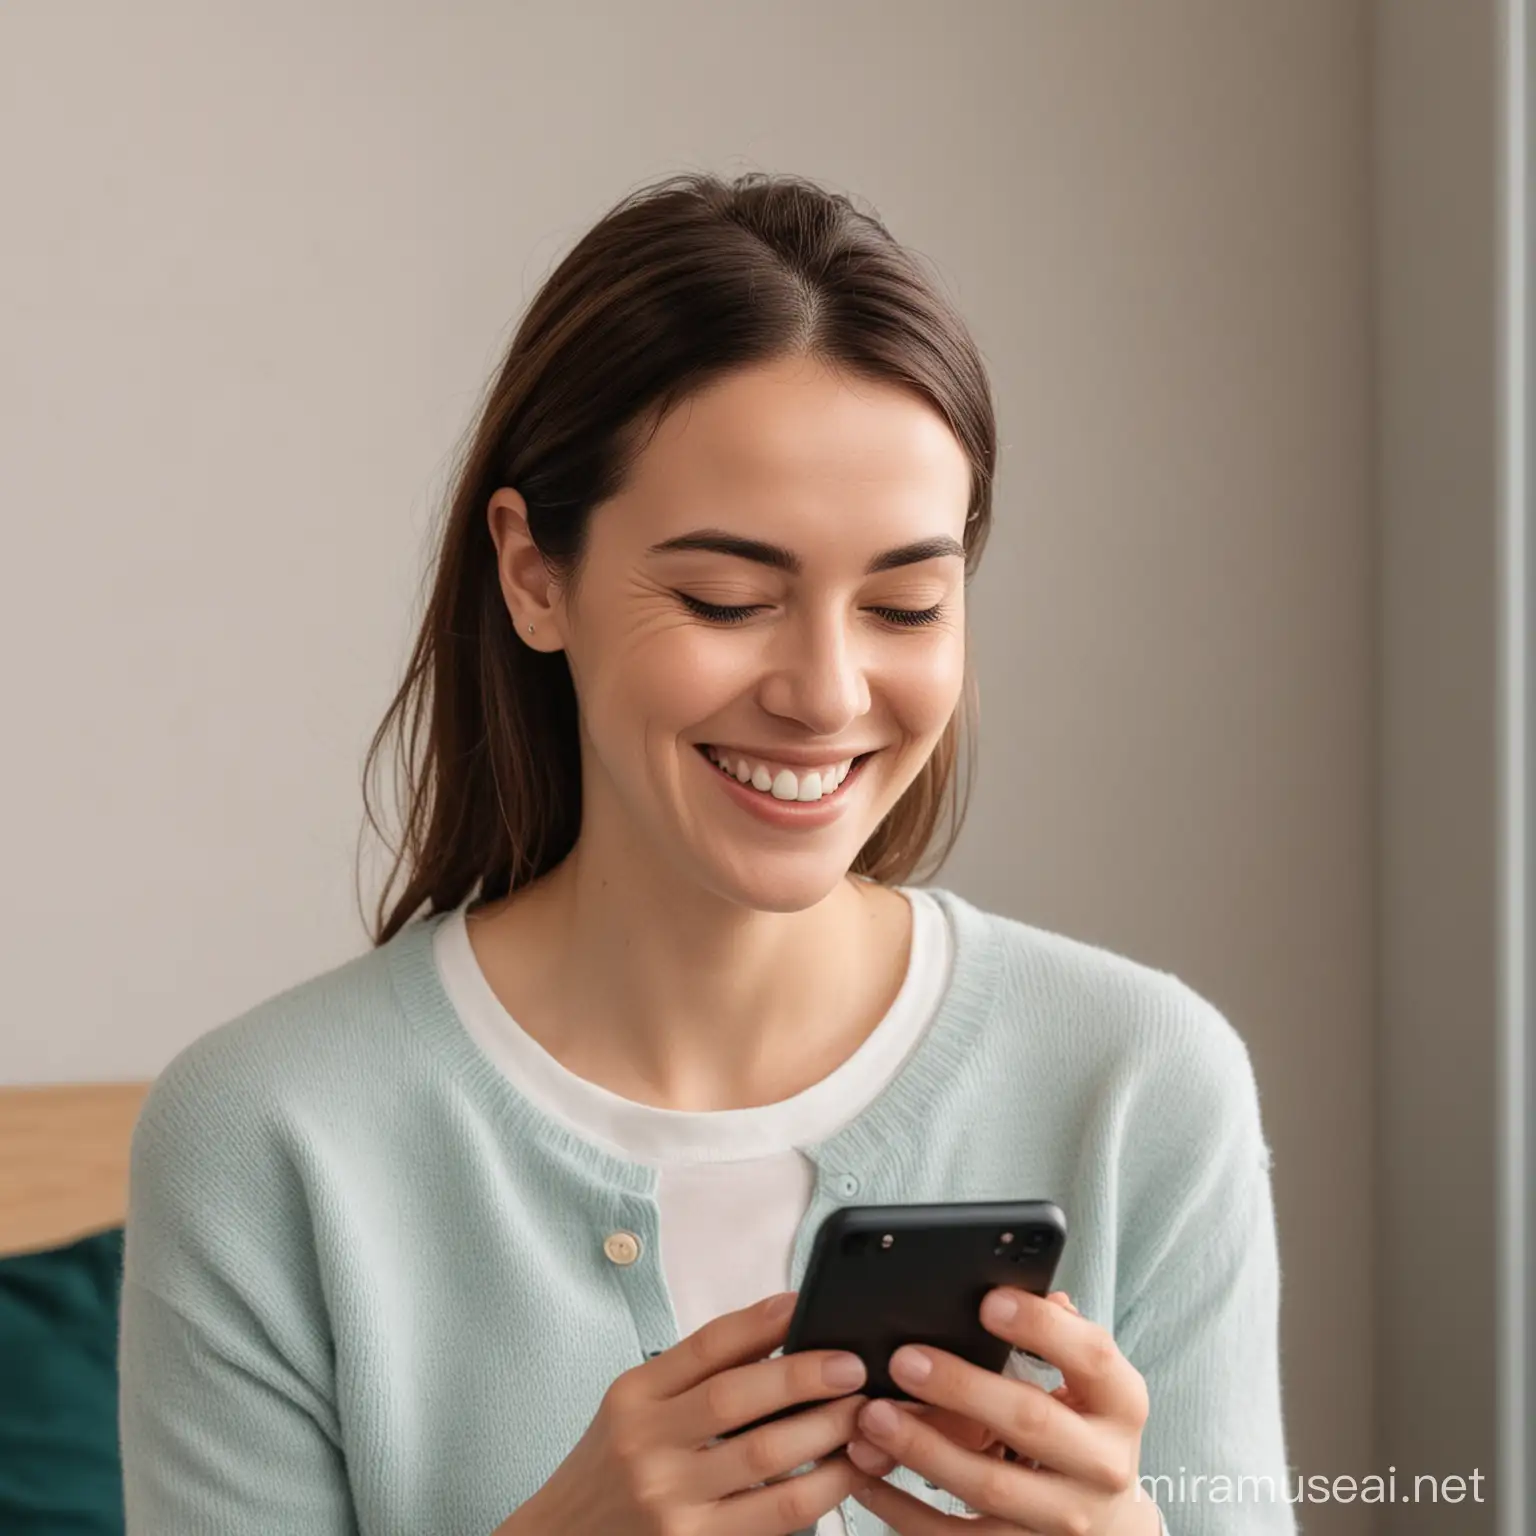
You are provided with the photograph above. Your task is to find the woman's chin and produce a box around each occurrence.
[698,853,859,915]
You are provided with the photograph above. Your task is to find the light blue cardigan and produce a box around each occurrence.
[119,886,1295,1534]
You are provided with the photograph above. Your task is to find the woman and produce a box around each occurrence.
[120,171,1293,1536]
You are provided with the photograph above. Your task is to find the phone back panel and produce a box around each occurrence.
[785,1199,1066,1402]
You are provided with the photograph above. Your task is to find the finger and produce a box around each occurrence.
[674,1342,869,1448]
[913,1402,998,1453]
[846,1436,898,1478]
[698,1393,868,1502]
[732,1449,881,1536]
[979,1287,1147,1423]
[849,1435,1058,1493]
[643,1291,796,1401]
[847,1398,996,1480]
[849,1417,1065,1532]
[846,1400,965,1480]
[876,1344,1124,1489]
[883,1398,1000,1453]
[1051,1379,1091,1414]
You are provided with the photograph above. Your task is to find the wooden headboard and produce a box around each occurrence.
[0,1084,150,1256]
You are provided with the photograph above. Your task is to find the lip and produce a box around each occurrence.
[698,743,877,770]
[694,743,871,828]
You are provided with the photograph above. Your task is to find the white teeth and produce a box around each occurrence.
[705,747,858,803]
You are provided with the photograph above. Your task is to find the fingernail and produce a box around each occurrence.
[847,1438,886,1473]
[766,1292,796,1319]
[985,1290,1019,1324]
[824,1353,867,1389]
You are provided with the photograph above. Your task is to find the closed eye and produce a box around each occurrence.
[677,594,946,628]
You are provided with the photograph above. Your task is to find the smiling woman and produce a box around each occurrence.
[364,187,994,945]
[479,352,973,930]
[118,170,1291,1536]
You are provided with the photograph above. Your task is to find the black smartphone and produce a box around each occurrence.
[720,1198,1067,1440]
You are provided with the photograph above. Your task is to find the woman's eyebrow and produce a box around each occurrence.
[645,529,964,575]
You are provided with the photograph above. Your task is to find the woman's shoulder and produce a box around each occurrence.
[927,885,1269,1160]
[133,918,437,1167]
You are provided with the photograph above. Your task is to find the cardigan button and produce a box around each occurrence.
[603,1230,642,1265]
[835,1174,860,1198]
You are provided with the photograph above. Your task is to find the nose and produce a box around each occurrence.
[757,609,871,736]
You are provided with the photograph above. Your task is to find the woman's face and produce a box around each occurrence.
[491,354,973,913]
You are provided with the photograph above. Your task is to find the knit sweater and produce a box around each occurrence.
[119,885,1296,1534]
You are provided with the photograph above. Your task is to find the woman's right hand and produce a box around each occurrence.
[498,1290,877,1536]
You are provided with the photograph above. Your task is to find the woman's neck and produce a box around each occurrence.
[463,853,913,1111]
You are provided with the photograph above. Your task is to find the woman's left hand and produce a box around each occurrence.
[845,1289,1160,1534]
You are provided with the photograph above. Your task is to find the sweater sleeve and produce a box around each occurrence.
[118,1045,358,1536]
[1110,981,1297,1536]
[119,1279,357,1534]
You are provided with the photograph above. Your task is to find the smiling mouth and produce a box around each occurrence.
[695,744,876,803]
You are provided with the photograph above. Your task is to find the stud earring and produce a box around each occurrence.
[526,623,535,634]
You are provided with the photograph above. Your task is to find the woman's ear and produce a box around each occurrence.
[486,488,564,649]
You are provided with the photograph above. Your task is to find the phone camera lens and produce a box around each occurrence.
[1019,1229,1049,1255]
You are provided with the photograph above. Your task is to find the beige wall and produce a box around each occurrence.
[4,1,1453,1527]
[946,5,1379,1520]
[1373,1,1502,1530]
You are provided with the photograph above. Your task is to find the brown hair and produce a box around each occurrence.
[359,170,998,946]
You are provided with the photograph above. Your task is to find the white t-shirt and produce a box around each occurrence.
[432,884,952,1536]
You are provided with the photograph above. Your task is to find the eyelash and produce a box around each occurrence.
[677,594,946,628]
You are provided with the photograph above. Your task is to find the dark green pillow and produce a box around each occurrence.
[0,1226,125,1534]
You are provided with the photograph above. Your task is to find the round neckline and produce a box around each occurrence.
[432,886,954,1164]
[384,884,1006,1197]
